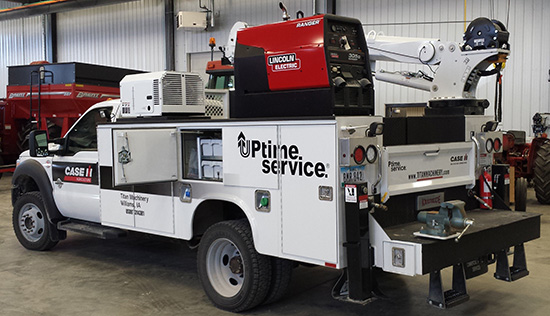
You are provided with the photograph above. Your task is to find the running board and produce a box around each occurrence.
[57,220,127,239]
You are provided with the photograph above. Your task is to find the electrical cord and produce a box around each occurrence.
[418,47,438,74]
[498,73,503,122]
[493,70,503,122]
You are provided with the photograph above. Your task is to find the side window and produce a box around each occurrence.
[65,107,112,155]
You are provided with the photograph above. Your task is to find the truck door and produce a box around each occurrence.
[51,106,112,223]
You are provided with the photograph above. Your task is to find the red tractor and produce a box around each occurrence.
[498,113,550,209]
[0,62,141,177]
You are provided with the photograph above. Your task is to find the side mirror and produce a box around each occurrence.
[29,130,49,157]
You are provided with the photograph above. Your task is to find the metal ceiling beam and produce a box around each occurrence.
[314,0,337,15]
[0,0,139,21]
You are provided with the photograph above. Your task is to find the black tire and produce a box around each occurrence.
[17,120,35,152]
[263,257,293,305]
[0,155,4,180]
[534,143,550,204]
[197,220,271,312]
[18,120,61,152]
[12,192,59,251]
[515,177,528,211]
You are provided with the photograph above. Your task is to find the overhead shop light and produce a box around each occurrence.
[0,0,139,21]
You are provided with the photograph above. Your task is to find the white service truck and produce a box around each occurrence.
[12,13,539,313]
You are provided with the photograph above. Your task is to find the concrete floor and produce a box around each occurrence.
[0,174,549,316]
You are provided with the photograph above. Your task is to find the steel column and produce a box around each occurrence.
[165,0,175,71]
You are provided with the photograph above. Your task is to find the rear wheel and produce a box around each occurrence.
[12,192,59,251]
[197,220,271,312]
[534,143,550,204]
[263,257,293,305]
[515,177,528,211]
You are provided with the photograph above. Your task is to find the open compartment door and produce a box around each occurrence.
[113,128,178,186]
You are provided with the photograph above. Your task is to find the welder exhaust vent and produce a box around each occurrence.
[120,71,205,117]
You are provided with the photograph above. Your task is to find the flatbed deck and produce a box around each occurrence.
[384,210,541,273]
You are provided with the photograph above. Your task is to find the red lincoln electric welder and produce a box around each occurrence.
[231,14,375,118]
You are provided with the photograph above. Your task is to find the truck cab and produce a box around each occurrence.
[14,99,120,226]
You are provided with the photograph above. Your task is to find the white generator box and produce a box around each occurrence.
[120,71,205,117]
[177,11,207,29]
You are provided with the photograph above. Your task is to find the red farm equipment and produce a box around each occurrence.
[498,113,550,209]
[0,62,142,177]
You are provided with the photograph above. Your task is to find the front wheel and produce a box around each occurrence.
[197,220,271,312]
[12,192,59,251]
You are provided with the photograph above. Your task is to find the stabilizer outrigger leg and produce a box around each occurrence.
[427,263,469,309]
[332,263,386,304]
[494,243,529,282]
[334,182,386,304]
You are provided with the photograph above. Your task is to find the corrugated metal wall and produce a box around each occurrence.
[174,0,315,71]
[0,1,16,9]
[1,0,548,133]
[0,15,43,98]
[336,0,550,133]
[56,0,165,72]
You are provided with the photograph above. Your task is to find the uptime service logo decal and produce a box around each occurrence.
[237,132,328,178]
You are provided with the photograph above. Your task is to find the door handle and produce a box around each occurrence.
[55,178,64,188]
[424,149,440,157]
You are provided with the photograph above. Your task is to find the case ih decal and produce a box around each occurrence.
[52,162,98,185]
[237,132,328,178]
[450,153,469,165]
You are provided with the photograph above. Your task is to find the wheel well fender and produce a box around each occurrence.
[12,159,64,224]
[192,199,248,238]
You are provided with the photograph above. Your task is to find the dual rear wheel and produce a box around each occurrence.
[197,219,293,312]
